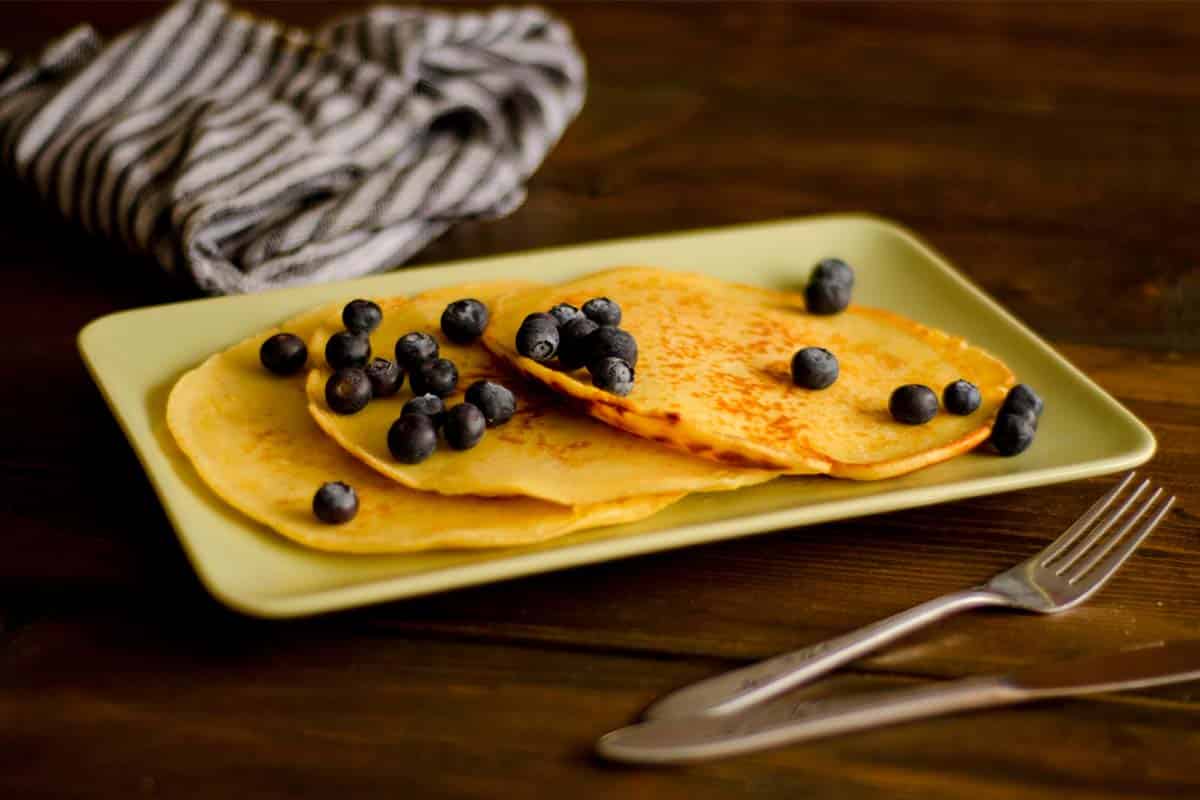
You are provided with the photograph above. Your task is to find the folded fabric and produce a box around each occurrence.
[0,0,585,294]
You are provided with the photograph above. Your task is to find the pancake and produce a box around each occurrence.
[483,267,1015,479]
[305,282,779,505]
[166,305,682,554]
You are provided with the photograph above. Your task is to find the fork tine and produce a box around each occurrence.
[1053,478,1150,575]
[1039,472,1136,565]
[1066,487,1163,583]
[1067,494,1174,587]
[1039,472,1136,566]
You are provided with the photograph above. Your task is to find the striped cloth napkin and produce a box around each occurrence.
[0,0,585,294]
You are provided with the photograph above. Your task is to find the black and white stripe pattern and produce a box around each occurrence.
[0,1,585,294]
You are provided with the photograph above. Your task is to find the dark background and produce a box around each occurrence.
[1,3,1198,798]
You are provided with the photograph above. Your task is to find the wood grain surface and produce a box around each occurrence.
[1,2,1198,798]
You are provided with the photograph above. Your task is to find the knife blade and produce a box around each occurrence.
[597,640,1200,765]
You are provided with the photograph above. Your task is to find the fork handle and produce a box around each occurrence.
[641,587,1008,720]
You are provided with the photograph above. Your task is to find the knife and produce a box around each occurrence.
[596,640,1200,765]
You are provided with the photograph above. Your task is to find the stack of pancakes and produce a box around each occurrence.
[167,268,1013,553]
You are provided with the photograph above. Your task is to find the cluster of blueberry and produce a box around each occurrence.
[790,260,855,394]
[790,258,1041,456]
[888,381,981,424]
[989,384,1043,455]
[792,345,986,424]
[388,299,517,465]
[261,296,518,525]
[321,300,409,414]
[787,259,856,391]
[515,297,637,396]
[389,379,516,464]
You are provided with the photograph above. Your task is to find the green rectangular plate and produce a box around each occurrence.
[78,215,1154,618]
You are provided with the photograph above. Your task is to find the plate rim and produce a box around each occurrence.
[77,213,1157,618]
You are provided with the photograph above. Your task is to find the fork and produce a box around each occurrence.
[643,472,1175,721]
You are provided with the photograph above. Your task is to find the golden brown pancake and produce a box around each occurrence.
[305,282,779,505]
[483,267,1015,479]
[166,305,682,554]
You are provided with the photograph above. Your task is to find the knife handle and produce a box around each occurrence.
[599,675,1022,764]
[642,587,1007,720]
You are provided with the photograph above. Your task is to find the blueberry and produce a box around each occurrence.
[790,347,839,390]
[325,330,371,370]
[582,297,622,326]
[589,356,635,396]
[387,413,437,464]
[312,481,358,524]
[440,298,489,343]
[990,412,1036,456]
[557,316,599,370]
[465,380,516,426]
[402,393,446,429]
[342,299,382,335]
[394,331,439,370]
[259,333,307,375]
[325,368,372,414]
[516,313,559,362]
[1000,384,1044,424]
[444,403,486,450]
[586,326,638,368]
[805,279,852,315]
[410,357,458,397]
[943,379,981,415]
[364,357,404,398]
[811,258,855,289]
[889,384,938,425]
[548,303,580,327]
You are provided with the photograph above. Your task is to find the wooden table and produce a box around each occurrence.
[2,2,1198,797]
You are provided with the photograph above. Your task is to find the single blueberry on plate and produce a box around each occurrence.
[402,393,446,429]
[312,481,358,524]
[790,347,839,390]
[582,297,622,326]
[811,258,855,289]
[364,357,404,398]
[990,412,1036,456]
[440,298,490,343]
[444,403,486,450]
[889,384,938,425]
[325,367,372,414]
[259,332,307,375]
[548,303,580,327]
[325,330,371,369]
[394,331,439,370]
[589,356,635,396]
[1000,384,1044,423]
[388,413,437,464]
[943,379,981,415]
[516,312,560,362]
[410,357,459,397]
[342,299,382,335]
[586,326,638,368]
[557,316,599,370]
[465,380,517,426]
[805,279,852,315]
